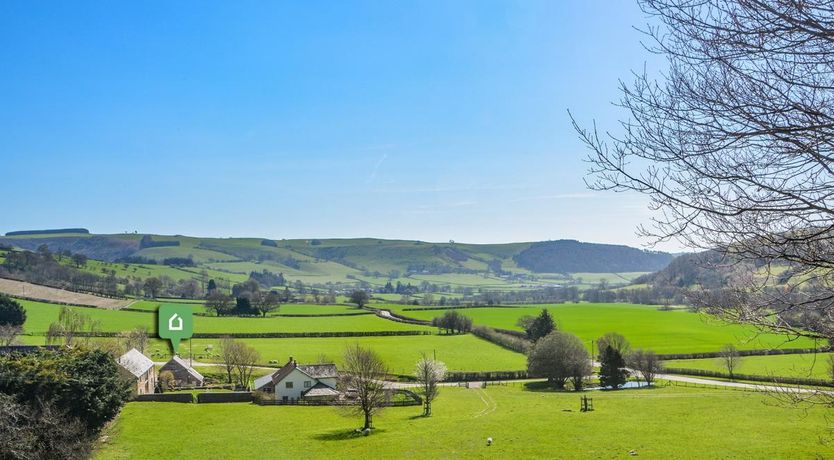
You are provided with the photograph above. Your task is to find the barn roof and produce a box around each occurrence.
[161,355,204,382]
[117,348,154,378]
[303,382,340,398]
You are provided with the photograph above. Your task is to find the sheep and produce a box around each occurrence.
[486,437,493,446]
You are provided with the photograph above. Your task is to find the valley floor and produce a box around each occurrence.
[96,385,834,459]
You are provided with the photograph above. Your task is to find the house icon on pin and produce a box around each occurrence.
[168,313,184,331]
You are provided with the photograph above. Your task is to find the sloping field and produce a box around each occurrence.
[0,278,130,309]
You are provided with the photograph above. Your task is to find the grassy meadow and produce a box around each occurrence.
[665,352,834,379]
[388,303,817,353]
[19,299,429,335]
[95,385,834,459]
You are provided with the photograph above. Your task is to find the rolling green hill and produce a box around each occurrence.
[0,230,671,291]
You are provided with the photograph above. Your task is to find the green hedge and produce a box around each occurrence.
[663,367,834,388]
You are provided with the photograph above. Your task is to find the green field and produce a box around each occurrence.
[19,300,429,335]
[127,300,364,316]
[665,353,834,380]
[95,385,833,459]
[388,303,817,354]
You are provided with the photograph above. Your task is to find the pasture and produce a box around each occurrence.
[664,352,834,380]
[95,385,833,459]
[388,303,818,353]
[18,299,429,335]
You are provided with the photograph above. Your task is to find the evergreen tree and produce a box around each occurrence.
[526,309,555,341]
[206,279,217,293]
[599,346,628,389]
[0,295,26,326]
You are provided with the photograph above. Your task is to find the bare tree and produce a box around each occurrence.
[232,342,260,389]
[628,349,663,385]
[205,291,233,316]
[340,344,389,431]
[118,327,148,354]
[573,0,834,342]
[414,354,447,416]
[46,307,101,347]
[219,336,237,384]
[252,291,281,317]
[719,344,742,380]
[0,324,21,347]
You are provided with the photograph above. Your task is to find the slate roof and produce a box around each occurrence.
[303,382,340,398]
[117,348,154,378]
[161,355,204,382]
[298,364,338,379]
[253,358,338,391]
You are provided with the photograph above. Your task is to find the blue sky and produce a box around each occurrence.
[0,1,668,248]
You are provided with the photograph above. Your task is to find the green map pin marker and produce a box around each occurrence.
[158,304,193,354]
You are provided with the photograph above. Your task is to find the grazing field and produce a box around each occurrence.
[664,353,834,380]
[389,303,818,353]
[0,278,131,309]
[127,300,363,316]
[183,335,526,374]
[95,385,833,459]
[19,299,429,335]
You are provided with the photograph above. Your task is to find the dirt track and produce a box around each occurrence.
[0,277,132,309]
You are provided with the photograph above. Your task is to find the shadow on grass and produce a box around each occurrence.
[522,381,571,393]
[312,428,388,441]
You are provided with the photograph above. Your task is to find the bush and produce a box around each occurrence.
[0,348,132,431]
[0,294,26,326]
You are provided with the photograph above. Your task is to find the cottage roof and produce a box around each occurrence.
[117,348,154,378]
[161,355,204,382]
[298,364,338,379]
[253,358,338,391]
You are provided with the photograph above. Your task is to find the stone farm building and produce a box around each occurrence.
[254,357,339,402]
[159,355,204,387]
[117,348,157,395]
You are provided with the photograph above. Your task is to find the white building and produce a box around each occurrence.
[253,357,339,402]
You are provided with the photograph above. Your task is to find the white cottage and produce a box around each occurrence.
[253,357,339,402]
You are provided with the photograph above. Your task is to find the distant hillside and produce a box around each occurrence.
[5,228,89,236]
[0,230,675,278]
[513,240,674,273]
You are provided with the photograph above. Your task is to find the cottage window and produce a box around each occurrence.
[286,381,293,389]
[304,381,312,388]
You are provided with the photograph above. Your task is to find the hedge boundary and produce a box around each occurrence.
[134,393,194,403]
[197,392,253,403]
[32,330,433,339]
[663,367,834,388]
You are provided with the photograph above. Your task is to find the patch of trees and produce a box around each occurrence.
[138,235,180,249]
[513,240,673,273]
[349,290,370,308]
[0,348,132,457]
[430,310,473,334]
[260,239,278,247]
[208,280,280,316]
[0,247,120,297]
[249,269,285,287]
[5,228,90,236]
[115,255,158,264]
[162,256,195,267]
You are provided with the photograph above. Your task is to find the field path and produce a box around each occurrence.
[0,277,132,309]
